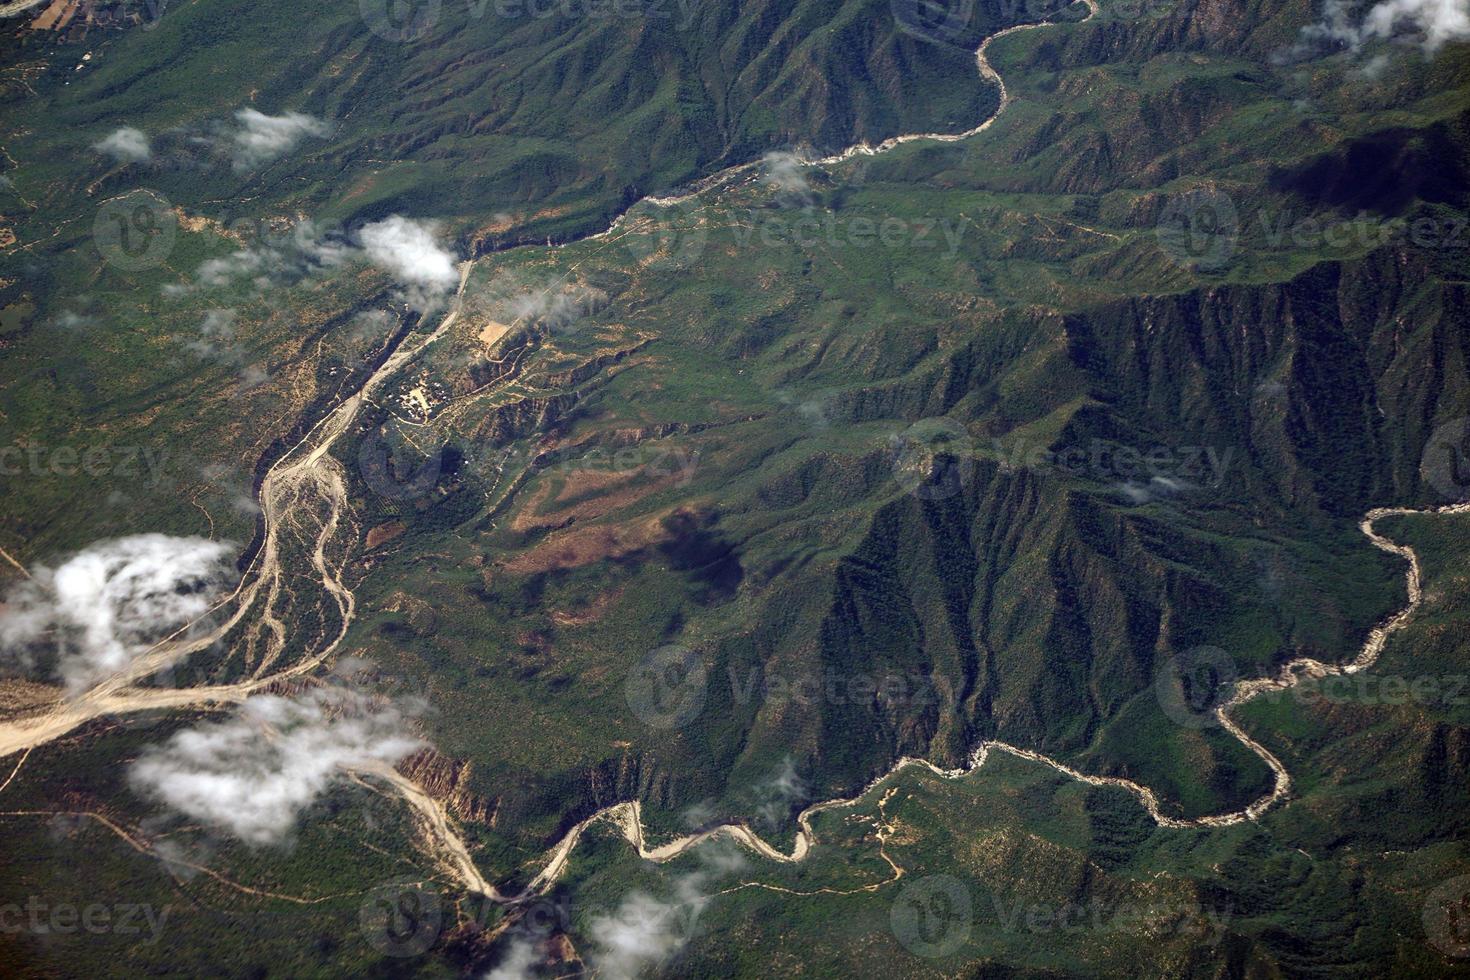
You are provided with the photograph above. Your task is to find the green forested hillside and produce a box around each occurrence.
[1,0,1469,975]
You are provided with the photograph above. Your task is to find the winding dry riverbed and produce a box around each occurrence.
[0,0,1090,768]
[417,502,1465,904]
[0,261,477,758]
[3,0,1464,914]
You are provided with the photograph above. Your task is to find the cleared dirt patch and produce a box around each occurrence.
[549,584,626,626]
[477,319,512,348]
[365,521,405,550]
[511,463,685,532]
[30,0,74,31]
[500,510,672,576]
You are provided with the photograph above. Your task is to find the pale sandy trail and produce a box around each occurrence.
[383,501,1465,901]
[0,0,48,18]
[639,0,1099,209]
[355,762,502,899]
[362,0,1466,898]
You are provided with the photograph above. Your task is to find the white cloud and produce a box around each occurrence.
[357,215,459,311]
[1114,476,1190,505]
[129,684,421,847]
[589,888,699,980]
[291,219,354,267]
[229,108,331,171]
[588,847,744,980]
[53,311,97,329]
[761,151,812,202]
[484,938,539,980]
[1362,0,1470,48]
[161,213,456,313]
[753,756,805,828]
[94,127,152,164]
[0,535,235,694]
[348,309,397,346]
[164,220,350,297]
[150,837,209,882]
[1295,0,1470,55]
[179,310,267,390]
[183,309,239,362]
[200,464,263,517]
[505,282,608,336]
[237,363,270,390]
[192,249,270,292]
